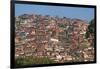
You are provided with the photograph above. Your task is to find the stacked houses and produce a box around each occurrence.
[15,14,94,62]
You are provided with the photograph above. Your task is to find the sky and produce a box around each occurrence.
[15,4,95,22]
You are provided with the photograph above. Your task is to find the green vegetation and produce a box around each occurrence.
[15,56,55,67]
[86,19,95,38]
[58,24,66,28]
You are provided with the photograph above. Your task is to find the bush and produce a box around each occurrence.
[15,56,55,67]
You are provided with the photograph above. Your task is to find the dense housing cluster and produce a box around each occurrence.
[15,14,94,63]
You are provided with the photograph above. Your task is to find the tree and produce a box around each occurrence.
[85,19,95,47]
[86,19,95,38]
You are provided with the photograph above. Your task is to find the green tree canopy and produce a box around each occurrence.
[86,19,95,38]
